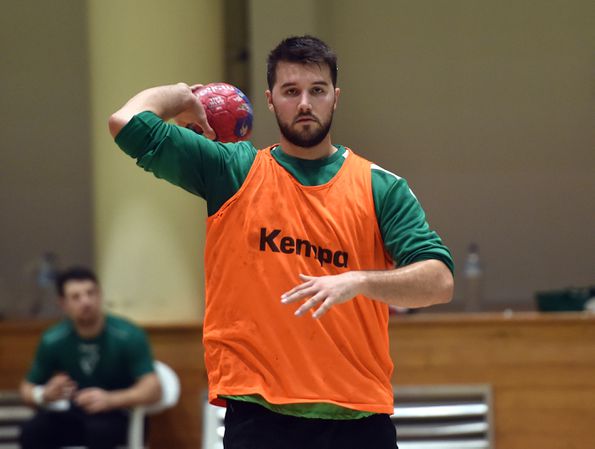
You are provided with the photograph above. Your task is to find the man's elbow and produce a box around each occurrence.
[19,381,35,406]
[150,380,163,405]
[435,268,454,304]
[145,373,163,405]
[108,111,128,139]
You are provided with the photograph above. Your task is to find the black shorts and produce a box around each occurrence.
[223,399,398,449]
[19,405,129,449]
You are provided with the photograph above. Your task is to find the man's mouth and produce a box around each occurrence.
[295,115,317,124]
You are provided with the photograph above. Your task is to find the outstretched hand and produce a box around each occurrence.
[281,272,364,319]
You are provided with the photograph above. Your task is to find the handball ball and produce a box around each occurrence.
[192,83,253,143]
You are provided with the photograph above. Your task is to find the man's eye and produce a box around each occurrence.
[285,89,297,96]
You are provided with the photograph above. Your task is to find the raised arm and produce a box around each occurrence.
[108,83,215,139]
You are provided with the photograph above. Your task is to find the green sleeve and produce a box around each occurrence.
[125,327,155,379]
[26,339,55,385]
[372,169,454,274]
[114,111,257,216]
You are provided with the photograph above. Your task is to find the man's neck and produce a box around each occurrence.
[278,135,336,160]
[74,314,105,339]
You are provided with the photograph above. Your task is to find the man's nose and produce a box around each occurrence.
[298,93,312,113]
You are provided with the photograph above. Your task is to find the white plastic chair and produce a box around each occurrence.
[61,360,180,449]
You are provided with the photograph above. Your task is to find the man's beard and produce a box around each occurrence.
[276,112,333,148]
[76,314,100,328]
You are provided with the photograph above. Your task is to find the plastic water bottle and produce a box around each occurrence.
[30,252,61,318]
[463,243,483,312]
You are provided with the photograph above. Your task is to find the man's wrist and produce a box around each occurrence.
[352,270,370,297]
[32,385,45,406]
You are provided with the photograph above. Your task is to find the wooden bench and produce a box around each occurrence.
[0,391,33,449]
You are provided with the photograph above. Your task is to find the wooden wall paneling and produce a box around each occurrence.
[2,313,594,449]
[389,314,595,449]
[146,324,206,449]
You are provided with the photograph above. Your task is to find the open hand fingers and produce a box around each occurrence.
[294,291,327,317]
[281,278,315,304]
[282,272,360,318]
[282,274,336,319]
[312,299,333,319]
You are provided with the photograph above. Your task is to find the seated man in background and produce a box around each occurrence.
[19,267,161,449]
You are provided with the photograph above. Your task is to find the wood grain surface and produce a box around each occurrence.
[1,312,594,449]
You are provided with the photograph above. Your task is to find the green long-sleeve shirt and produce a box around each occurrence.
[116,112,453,273]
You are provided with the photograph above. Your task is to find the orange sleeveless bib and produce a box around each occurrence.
[203,147,394,413]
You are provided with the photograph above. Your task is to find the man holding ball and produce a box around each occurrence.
[110,35,454,449]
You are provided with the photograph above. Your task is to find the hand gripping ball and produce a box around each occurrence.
[192,82,253,143]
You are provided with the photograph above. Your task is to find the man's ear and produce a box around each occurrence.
[265,90,274,112]
[333,87,341,111]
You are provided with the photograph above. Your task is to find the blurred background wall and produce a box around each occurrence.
[0,1,93,317]
[1,0,593,321]
[87,0,223,321]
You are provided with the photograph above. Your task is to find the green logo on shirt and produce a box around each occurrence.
[79,343,99,375]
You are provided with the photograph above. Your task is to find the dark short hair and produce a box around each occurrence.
[56,266,98,297]
[267,35,338,90]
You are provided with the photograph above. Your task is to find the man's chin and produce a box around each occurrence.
[277,116,330,148]
[75,316,100,328]
[294,135,328,148]
[284,127,328,148]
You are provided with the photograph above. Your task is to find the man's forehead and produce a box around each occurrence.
[64,279,97,293]
[275,61,332,85]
